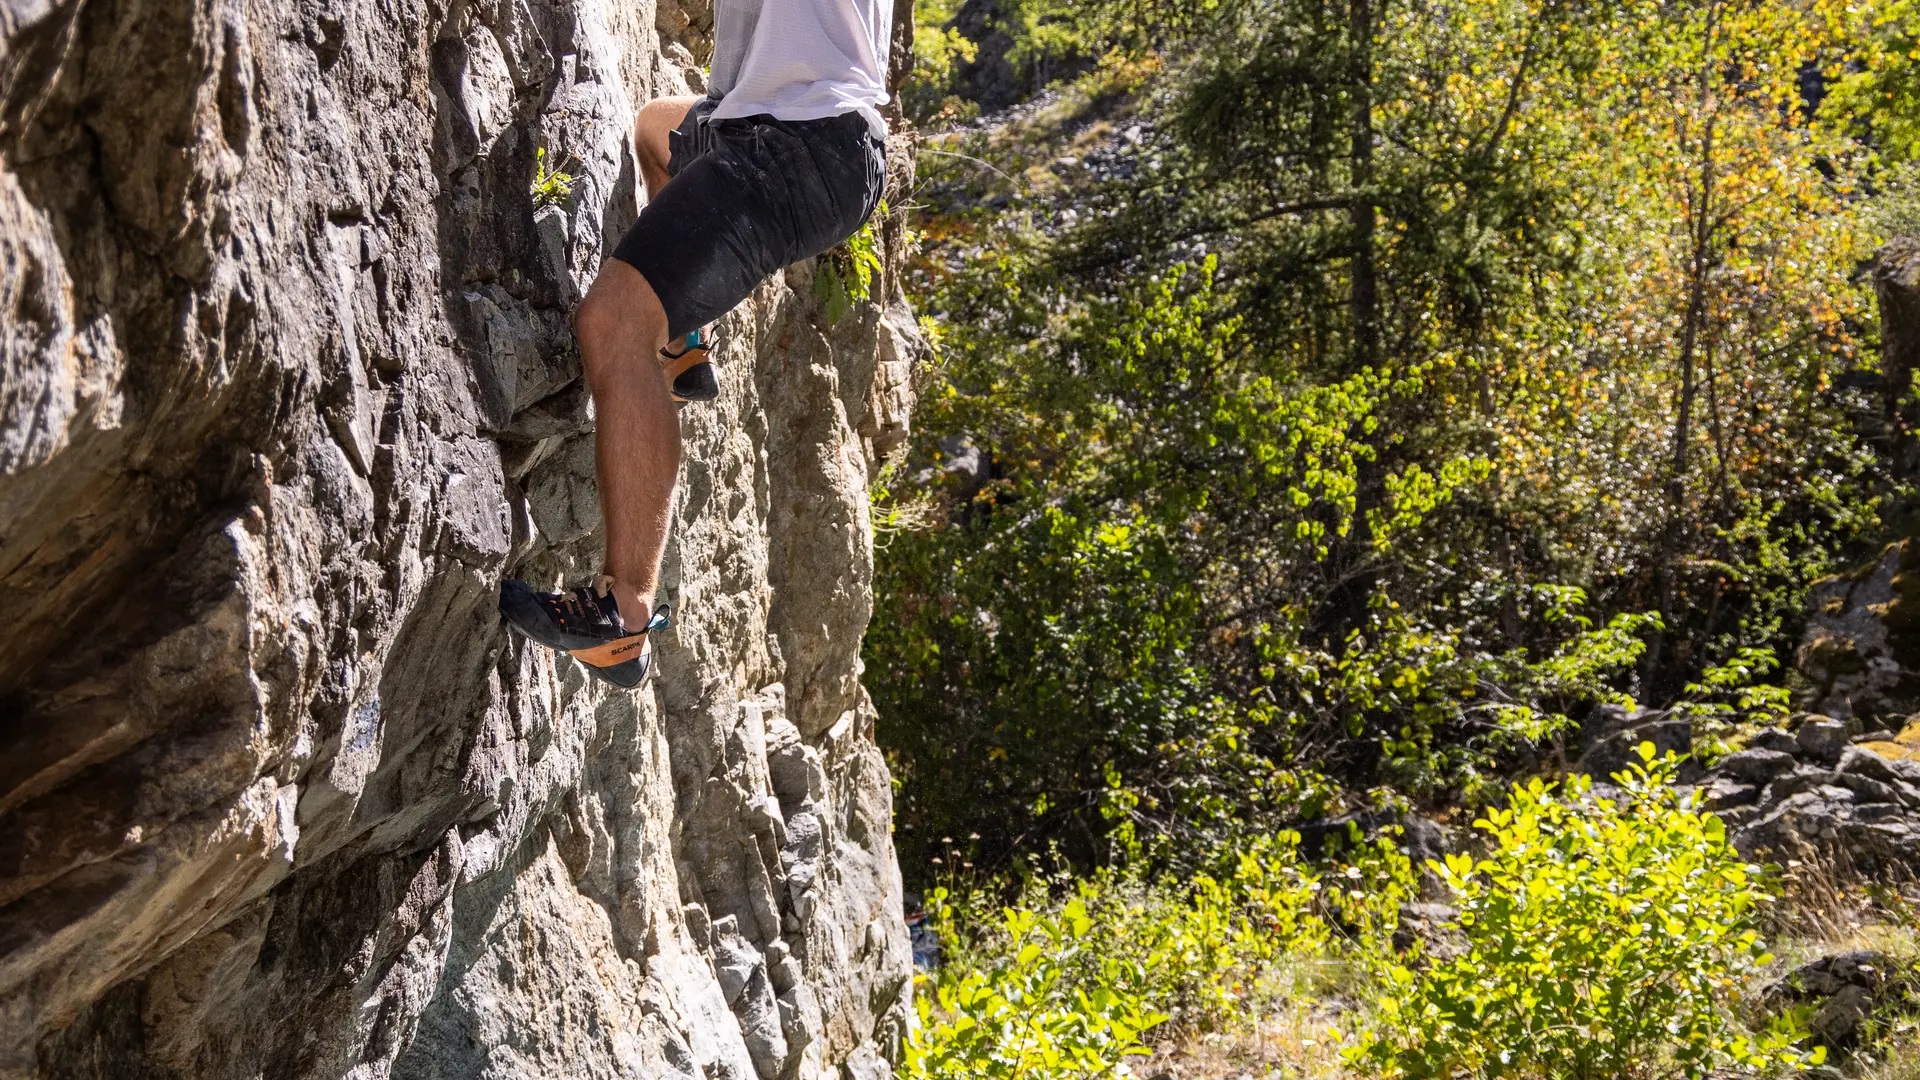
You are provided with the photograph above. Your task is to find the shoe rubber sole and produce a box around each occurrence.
[672,361,720,402]
[663,329,720,404]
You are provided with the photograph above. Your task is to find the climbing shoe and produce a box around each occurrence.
[498,576,671,689]
[663,327,720,404]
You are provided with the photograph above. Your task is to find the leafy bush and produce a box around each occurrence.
[1350,748,1822,1080]
[903,895,1169,1079]
[906,830,1414,1078]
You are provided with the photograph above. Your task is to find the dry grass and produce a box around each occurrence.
[1139,996,1360,1080]
[1761,845,1918,941]
[1130,955,1373,1080]
[1762,870,1920,1080]
[1855,1042,1920,1080]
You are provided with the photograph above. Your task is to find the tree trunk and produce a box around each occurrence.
[1646,6,1721,698]
[1348,0,1379,369]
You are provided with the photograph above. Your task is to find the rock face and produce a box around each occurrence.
[1800,237,1920,723]
[1695,722,1920,877]
[0,1,919,1077]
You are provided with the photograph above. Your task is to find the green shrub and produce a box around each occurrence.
[1350,747,1822,1080]
[905,830,1416,1077]
[903,896,1169,1079]
[1059,831,1410,1035]
[815,205,887,324]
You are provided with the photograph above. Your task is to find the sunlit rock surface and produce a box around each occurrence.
[0,1,919,1076]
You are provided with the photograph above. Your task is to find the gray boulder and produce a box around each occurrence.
[1699,775,1758,810]
[1763,951,1899,1047]
[1719,748,1797,785]
[1799,718,1853,764]
[1838,746,1920,805]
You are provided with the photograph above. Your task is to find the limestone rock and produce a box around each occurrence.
[1718,748,1796,786]
[1798,717,1852,764]
[1763,950,1903,1048]
[1879,236,1920,484]
[0,0,920,1076]
[1698,776,1758,811]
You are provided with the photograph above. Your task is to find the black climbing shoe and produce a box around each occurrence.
[499,576,670,689]
[672,360,720,402]
[663,327,720,404]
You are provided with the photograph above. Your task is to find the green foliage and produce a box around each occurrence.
[906,0,982,123]
[1672,648,1794,763]
[876,0,1895,871]
[910,792,1815,1080]
[1822,0,1920,165]
[873,249,1670,864]
[1061,831,1413,1033]
[815,204,887,324]
[1351,750,1822,1079]
[906,830,1416,1078]
[531,147,575,209]
[904,896,1169,1079]
[882,8,1918,1068]
[1873,162,1920,240]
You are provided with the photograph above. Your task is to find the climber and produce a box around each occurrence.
[498,0,892,688]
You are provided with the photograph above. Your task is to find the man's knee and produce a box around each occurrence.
[635,97,696,162]
[573,280,619,345]
[637,96,687,131]
[575,261,668,378]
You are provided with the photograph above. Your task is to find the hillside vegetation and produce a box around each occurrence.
[868,0,1920,1075]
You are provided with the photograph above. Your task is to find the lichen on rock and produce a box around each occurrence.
[0,1,920,1077]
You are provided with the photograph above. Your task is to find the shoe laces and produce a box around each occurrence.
[541,576,669,638]
[542,579,622,634]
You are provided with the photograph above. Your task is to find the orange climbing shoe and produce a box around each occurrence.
[499,577,670,689]
[663,327,719,403]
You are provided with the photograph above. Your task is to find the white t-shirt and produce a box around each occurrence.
[707,0,893,141]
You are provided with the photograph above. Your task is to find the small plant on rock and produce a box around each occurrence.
[531,146,576,209]
[815,204,886,324]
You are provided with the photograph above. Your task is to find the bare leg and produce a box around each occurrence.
[565,94,708,627]
[575,260,677,627]
[635,95,702,200]
[630,95,714,386]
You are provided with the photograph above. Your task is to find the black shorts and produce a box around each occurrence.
[611,99,886,341]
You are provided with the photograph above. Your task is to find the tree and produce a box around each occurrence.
[874,0,1891,875]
